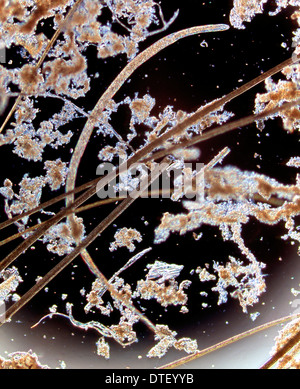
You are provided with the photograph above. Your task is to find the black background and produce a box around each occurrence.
[0,0,299,369]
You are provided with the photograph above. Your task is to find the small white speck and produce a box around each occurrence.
[250,312,260,321]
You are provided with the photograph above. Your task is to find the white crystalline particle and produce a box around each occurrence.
[146,260,183,283]
[49,305,57,313]
[291,288,300,297]
[250,312,260,321]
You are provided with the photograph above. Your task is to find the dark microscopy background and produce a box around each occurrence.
[0,0,299,368]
